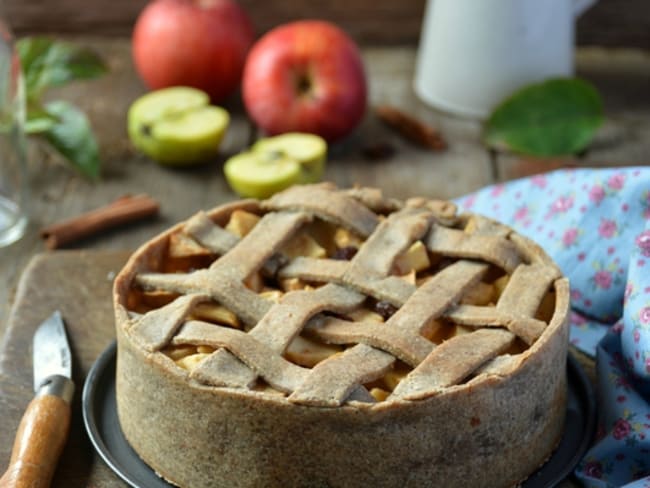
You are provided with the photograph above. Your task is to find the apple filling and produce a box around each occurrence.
[126,207,556,402]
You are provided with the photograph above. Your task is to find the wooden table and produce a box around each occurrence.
[0,37,648,486]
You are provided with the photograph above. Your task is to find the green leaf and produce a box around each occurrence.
[17,37,107,102]
[42,100,101,180]
[483,78,604,157]
[25,107,57,134]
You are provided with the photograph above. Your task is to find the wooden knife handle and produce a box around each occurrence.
[0,376,74,488]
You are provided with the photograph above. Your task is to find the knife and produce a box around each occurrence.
[0,311,74,488]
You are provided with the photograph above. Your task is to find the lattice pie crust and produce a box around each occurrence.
[114,183,570,488]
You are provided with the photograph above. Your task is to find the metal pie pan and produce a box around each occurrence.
[83,342,596,488]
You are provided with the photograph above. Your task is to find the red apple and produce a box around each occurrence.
[242,20,367,143]
[132,0,255,103]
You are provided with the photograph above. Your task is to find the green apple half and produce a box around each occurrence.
[224,132,327,198]
[128,86,230,166]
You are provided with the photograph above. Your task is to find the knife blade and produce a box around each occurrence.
[0,311,75,488]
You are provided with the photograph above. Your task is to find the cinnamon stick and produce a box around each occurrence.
[375,105,447,150]
[41,194,160,249]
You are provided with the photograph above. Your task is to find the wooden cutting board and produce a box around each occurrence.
[0,250,131,487]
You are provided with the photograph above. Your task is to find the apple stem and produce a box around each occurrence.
[294,73,313,98]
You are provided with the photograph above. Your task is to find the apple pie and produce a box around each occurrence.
[113,183,569,488]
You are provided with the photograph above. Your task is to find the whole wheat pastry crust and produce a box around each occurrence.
[113,183,570,488]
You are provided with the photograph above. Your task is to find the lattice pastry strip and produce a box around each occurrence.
[496,263,561,316]
[185,210,287,275]
[262,183,380,237]
[277,257,348,283]
[208,210,308,280]
[343,186,402,214]
[307,317,434,366]
[343,207,432,280]
[392,328,516,400]
[386,260,488,336]
[184,211,239,255]
[443,305,545,345]
[279,258,415,306]
[129,293,208,351]
[288,344,394,407]
[425,224,522,272]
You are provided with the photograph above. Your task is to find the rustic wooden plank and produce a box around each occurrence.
[0,251,130,488]
[3,0,650,48]
[576,0,650,49]
[4,0,149,37]
[4,0,426,43]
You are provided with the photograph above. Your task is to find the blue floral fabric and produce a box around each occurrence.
[455,167,650,487]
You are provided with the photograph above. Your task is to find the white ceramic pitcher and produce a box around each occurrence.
[413,0,598,119]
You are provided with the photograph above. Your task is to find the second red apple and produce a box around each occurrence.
[242,20,367,143]
[132,0,255,103]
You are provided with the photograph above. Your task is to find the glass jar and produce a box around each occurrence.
[0,18,28,247]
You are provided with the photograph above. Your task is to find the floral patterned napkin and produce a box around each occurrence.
[455,167,650,487]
